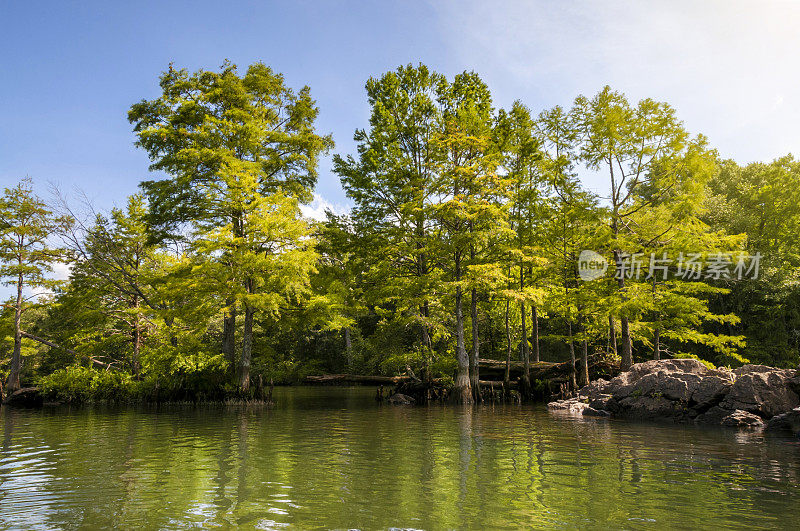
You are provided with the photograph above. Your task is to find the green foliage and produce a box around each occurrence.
[129,61,330,392]
[703,157,800,368]
[5,65,800,405]
[39,366,133,402]
[0,180,71,390]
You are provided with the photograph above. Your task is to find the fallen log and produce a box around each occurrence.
[478,380,518,389]
[2,387,43,407]
[303,374,411,386]
[478,354,619,382]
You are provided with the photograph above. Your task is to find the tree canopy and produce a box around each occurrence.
[1,62,796,403]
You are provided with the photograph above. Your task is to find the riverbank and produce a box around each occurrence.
[549,358,800,437]
[303,354,621,404]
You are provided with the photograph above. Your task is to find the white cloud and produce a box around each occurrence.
[24,262,72,301]
[300,193,351,222]
[433,0,800,192]
[51,261,72,281]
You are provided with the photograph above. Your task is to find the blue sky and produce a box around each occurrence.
[2,0,799,218]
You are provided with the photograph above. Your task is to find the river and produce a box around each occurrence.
[1,386,798,529]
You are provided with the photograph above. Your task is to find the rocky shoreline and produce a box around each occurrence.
[548,359,800,437]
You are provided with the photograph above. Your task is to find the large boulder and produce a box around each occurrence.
[547,397,589,414]
[720,370,799,418]
[765,407,800,436]
[549,359,800,432]
[789,371,800,396]
[603,359,727,399]
[695,405,733,425]
[690,376,733,411]
[733,365,794,377]
[720,409,765,429]
[577,379,609,400]
[617,395,687,421]
[588,394,612,410]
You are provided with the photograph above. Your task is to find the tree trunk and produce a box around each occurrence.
[504,299,511,387]
[164,315,178,348]
[469,287,480,400]
[132,294,141,376]
[567,321,577,392]
[520,267,530,392]
[531,306,540,363]
[487,311,495,360]
[613,249,633,371]
[420,302,431,382]
[6,272,24,393]
[239,302,254,394]
[223,299,237,371]
[653,327,661,361]
[580,320,590,387]
[620,317,633,370]
[454,284,471,404]
[344,326,353,369]
[609,315,617,356]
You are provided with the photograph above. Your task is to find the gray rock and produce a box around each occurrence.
[691,376,733,410]
[618,395,683,421]
[720,409,765,429]
[634,371,699,402]
[765,407,800,436]
[628,358,711,379]
[788,373,800,396]
[582,407,611,417]
[733,365,794,378]
[695,405,734,425]
[588,394,612,410]
[558,359,800,430]
[578,379,609,400]
[547,398,589,414]
[604,396,622,415]
[720,371,799,418]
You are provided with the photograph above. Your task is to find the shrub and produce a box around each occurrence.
[39,366,133,402]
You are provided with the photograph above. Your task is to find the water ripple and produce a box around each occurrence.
[1,388,799,529]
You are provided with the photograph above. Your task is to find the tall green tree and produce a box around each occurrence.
[570,86,711,370]
[58,194,157,373]
[433,71,506,402]
[129,62,331,392]
[335,64,444,381]
[495,102,546,392]
[313,213,368,370]
[191,187,318,391]
[0,180,69,392]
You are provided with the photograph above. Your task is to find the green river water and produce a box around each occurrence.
[1,386,798,530]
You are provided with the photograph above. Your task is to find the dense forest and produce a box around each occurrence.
[2,62,799,403]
